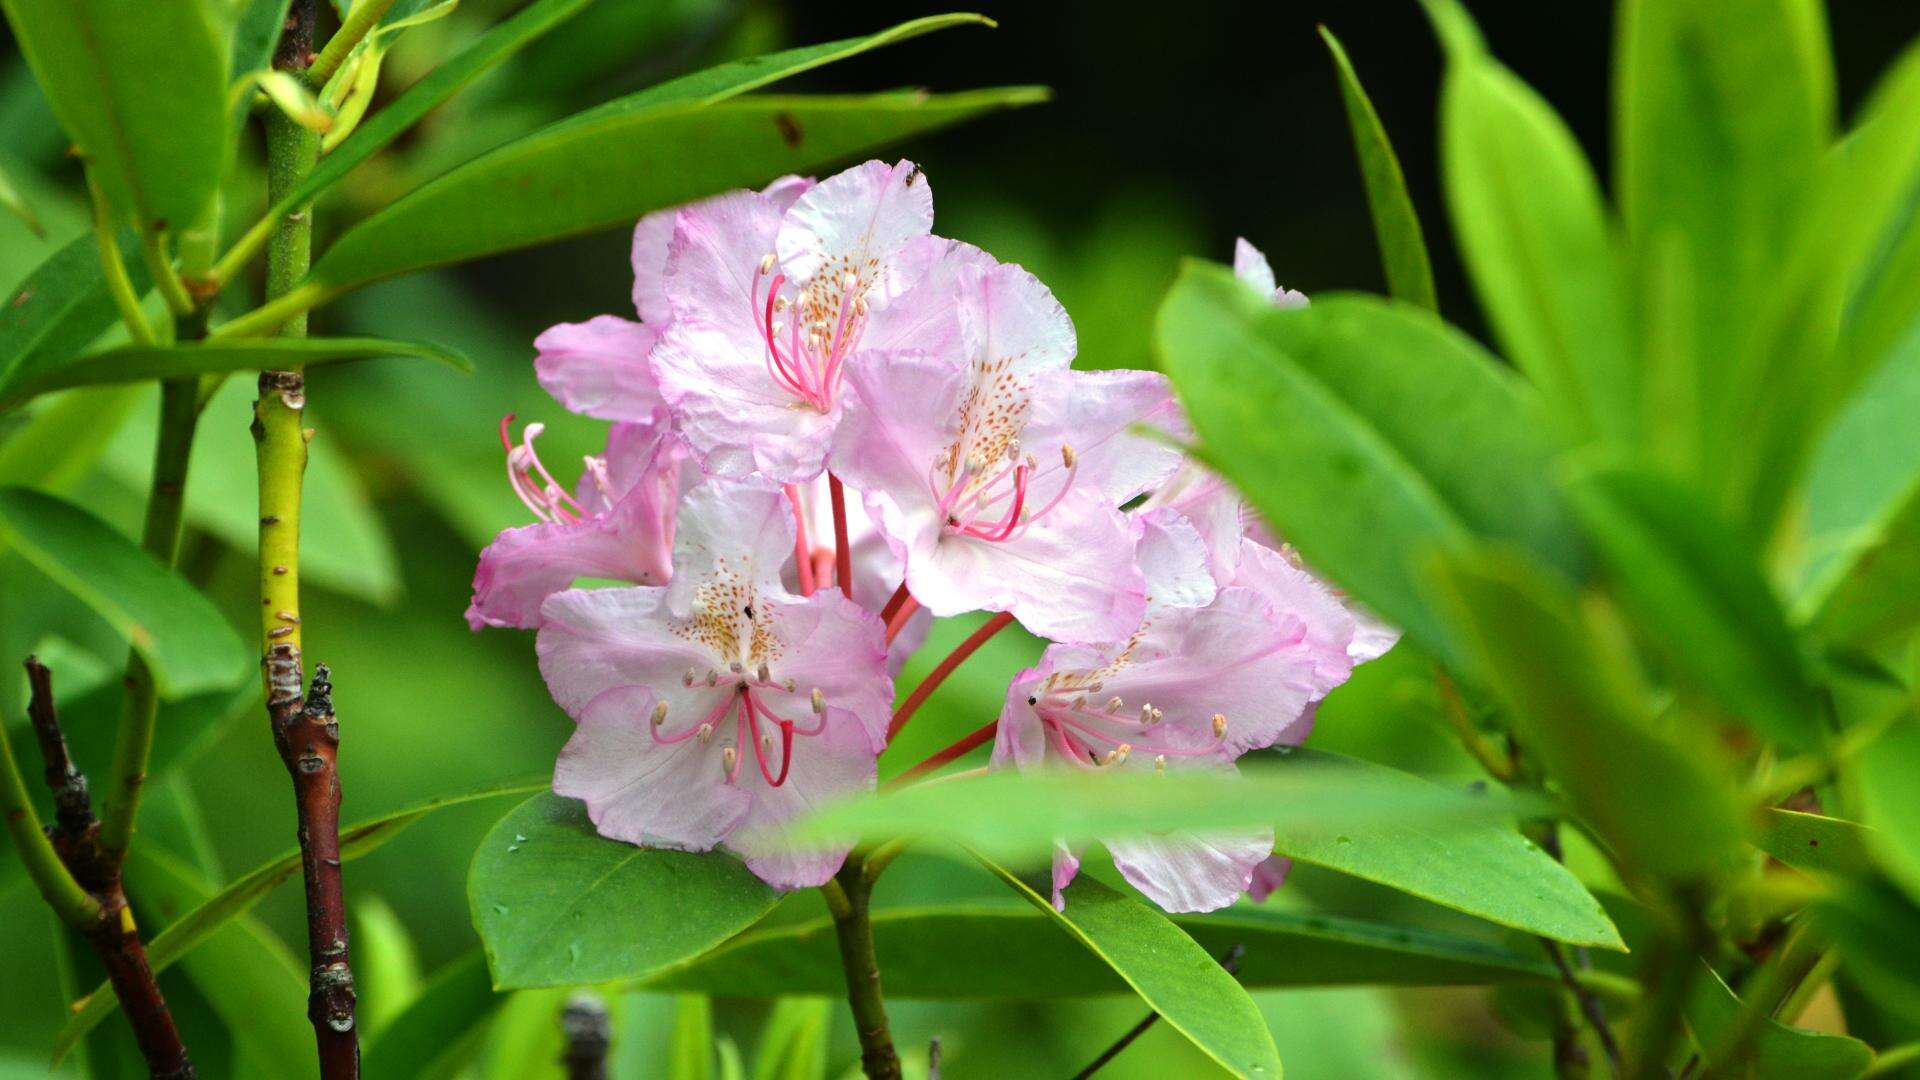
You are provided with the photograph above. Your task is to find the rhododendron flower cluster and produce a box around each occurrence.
[470,160,1395,905]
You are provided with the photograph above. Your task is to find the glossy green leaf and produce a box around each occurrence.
[1426,546,1745,882]
[309,88,1046,296]
[981,858,1280,1078]
[1754,809,1874,879]
[0,0,230,229]
[469,793,783,990]
[645,899,1578,998]
[1686,963,1874,1079]
[670,994,714,1080]
[749,998,830,1080]
[123,847,315,1080]
[1428,2,1634,445]
[1564,465,1821,750]
[1318,27,1436,312]
[0,230,146,399]
[361,951,502,1080]
[1819,879,1920,1027]
[0,335,470,411]
[0,385,143,491]
[230,0,295,94]
[1267,754,1623,949]
[1156,265,1583,671]
[53,778,544,1063]
[0,486,248,697]
[794,748,1529,859]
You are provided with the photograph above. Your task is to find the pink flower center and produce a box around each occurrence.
[498,414,613,526]
[1028,679,1221,771]
[932,443,1080,544]
[750,259,866,413]
[648,669,828,789]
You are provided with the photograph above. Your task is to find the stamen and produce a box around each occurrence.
[1212,713,1227,738]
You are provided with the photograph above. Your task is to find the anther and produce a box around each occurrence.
[651,702,668,727]
[1212,713,1227,738]
[722,747,738,775]
[706,670,720,687]
[1061,444,1078,469]
[784,677,797,693]
[1155,754,1167,773]
[682,668,697,687]
[729,660,744,674]
[758,252,777,274]
[697,723,715,743]
[756,662,771,684]
[1106,696,1123,713]
[811,688,826,715]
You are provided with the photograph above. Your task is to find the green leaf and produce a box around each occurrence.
[1856,716,1920,901]
[1614,0,1835,530]
[469,793,782,990]
[0,385,144,491]
[1753,809,1874,879]
[1267,754,1623,949]
[980,857,1281,1079]
[0,486,247,697]
[0,0,230,229]
[644,899,1583,998]
[123,847,315,1080]
[1686,962,1874,1079]
[354,894,425,1040]
[1318,27,1436,313]
[1155,266,1583,672]
[361,951,501,1080]
[308,88,1046,297]
[670,994,714,1080]
[1427,4,1635,445]
[794,748,1530,859]
[1563,465,1821,750]
[1426,545,1746,883]
[0,230,147,398]
[277,0,596,218]
[0,160,42,237]
[0,335,471,411]
[52,777,544,1065]
[1799,337,1920,648]
[1819,879,1920,1026]
[749,998,830,1080]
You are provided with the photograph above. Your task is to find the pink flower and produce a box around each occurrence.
[830,245,1183,643]
[466,415,683,630]
[537,479,892,890]
[782,475,930,673]
[1234,237,1309,309]
[650,160,951,483]
[533,316,664,423]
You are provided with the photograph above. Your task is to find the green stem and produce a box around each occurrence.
[85,168,155,347]
[307,0,396,86]
[141,232,195,319]
[824,855,902,1080]
[0,720,101,928]
[210,281,329,341]
[1865,1043,1920,1079]
[95,377,201,863]
[1630,900,1711,1080]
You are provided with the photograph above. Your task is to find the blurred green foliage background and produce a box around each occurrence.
[2,1,1915,1076]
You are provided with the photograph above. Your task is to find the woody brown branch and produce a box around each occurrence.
[271,661,359,1078]
[24,658,196,1079]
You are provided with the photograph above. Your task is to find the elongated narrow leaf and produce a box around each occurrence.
[791,749,1530,858]
[645,900,1571,998]
[0,230,147,397]
[1755,809,1874,879]
[469,794,782,990]
[124,847,315,1080]
[671,994,715,1080]
[749,998,829,1080]
[283,0,595,216]
[52,778,544,1063]
[1687,962,1874,1079]
[1427,3,1635,445]
[354,895,424,1040]
[1267,754,1623,949]
[1564,466,1821,750]
[0,160,42,237]
[1319,27,1435,312]
[361,951,500,1080]
[982,858,1280,1078]
[1856,717,1920,901]
[0,487,247,697]
[0,336,470,411]
[1156,265,1583,671]
[1427,546,1745,882]
[310,88,1046,295]
[0,0,230,228]
[0,386,143,491]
